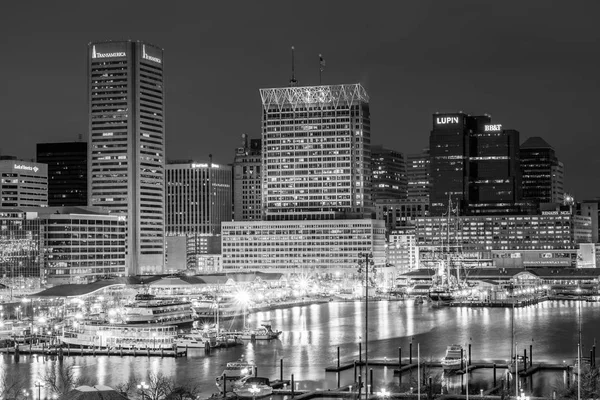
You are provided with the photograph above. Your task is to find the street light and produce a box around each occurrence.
[358,252,375,400]
[34,381,43,400]
[137,381,149,399]
[377,388,390,399]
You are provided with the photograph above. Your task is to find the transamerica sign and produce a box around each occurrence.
[92,45,126,59]
[142,45,162,64]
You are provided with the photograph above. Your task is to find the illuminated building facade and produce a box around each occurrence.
[166,161,231,270]
[406,150,430,202]
[260,84,372,220]
[221,219,386,272]
[0,207,126,283]
[371,145,407,201]
[88,40,165,275]
[233,134,262,221]
[520,137,564,205]
[36,141,87,207]
[387,227,419,273]
[415,212,592,268]
[0,160,48,207]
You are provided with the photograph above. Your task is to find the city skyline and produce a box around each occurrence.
[2,1,599,202]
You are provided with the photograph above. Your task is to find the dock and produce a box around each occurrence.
[0,345,187,358]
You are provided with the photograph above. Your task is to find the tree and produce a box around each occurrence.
[0,367,28,400]
[42,360,94,398]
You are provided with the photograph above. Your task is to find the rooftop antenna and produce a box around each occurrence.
[319,54,326,85]
[289,46,298,87]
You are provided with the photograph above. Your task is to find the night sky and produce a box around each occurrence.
[2,1,599,199]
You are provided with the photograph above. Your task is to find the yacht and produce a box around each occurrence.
[123,293,194,327]
[238,322,282,340]
[441,344,465,372]
[233,377,273,398]
[215,359,256,388]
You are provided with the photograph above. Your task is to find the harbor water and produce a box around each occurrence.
[1,299,596,398]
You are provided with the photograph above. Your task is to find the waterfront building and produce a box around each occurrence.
[40,207,127,284]
[429,113,523,216]
[520,137,564,205]
[233,134,262,221]
[221,219,386,273]
[165,161,231,270]
[415,212,592,268]
[387,226,419,273]
[374,199,428,232]
[88,40,165,275]
[371,145,407,201]
[36,141,87,207]
[0,207,126,284]
[406,150,430,203]
[0,160,48,207]
[260,83,373,220]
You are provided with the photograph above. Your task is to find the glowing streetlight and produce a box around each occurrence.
[377,388,390,399]
[137,381,149,399]
[235,290,251,329]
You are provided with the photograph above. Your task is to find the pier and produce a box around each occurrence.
[0,344,187,358]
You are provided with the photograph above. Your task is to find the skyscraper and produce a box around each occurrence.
[406,149,430,203]
[166,161,232,270]
[36,141,87,207]
[233,134,262,221]
[520,137,564,205]
[429,113,523,216]
[260,84,372,220]
[88,40,165,275]
[371,145,407,201]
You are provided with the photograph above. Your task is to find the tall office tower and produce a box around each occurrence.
[406,149,430,202]
[260,84,372,220]
[36,141,87,206]
[429,113,485,216]
[166,161,232,270]
[371,145,407,201]
[0,160,48,207]
[520,137,565,205]
[467,123,521,215]
[430,113,524,216]
[88,41,165,275]
[233,134,262,221]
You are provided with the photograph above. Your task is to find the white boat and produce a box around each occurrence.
[192,299,247,320]
[60,323,177,349]
[123,293,194,327]
[441,344,465,371]
[238,322,281,340]
[215,359,256,388]
[233,377,273,398]
[508,355,526,374]
[175,335,210,349]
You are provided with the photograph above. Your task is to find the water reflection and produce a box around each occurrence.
[1,300,597,397]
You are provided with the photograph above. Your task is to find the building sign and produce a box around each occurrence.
[191,163,220,169]
[142,45,162,64]
[484,124,502,132]
[435,116,460,125]
[14,164,39,173]
[541,211,571,216]
[92,45,126,59]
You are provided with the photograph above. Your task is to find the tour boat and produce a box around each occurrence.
[123,293,194,327]
[61,323,177,349]
[215,359,256,388]
[441,344,465,371]
[238,322,282,340]
[233,377,273,399]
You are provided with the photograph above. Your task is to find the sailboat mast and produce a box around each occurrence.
[446,196,451,286]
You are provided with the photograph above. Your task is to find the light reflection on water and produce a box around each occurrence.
[1,300,596,397]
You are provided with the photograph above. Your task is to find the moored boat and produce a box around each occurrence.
[215,359,256,388]
[441,344,465,372]
[238,322,282,340]
[123,293,194,327]
[61,323,177,349]
[233,377,273,398]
